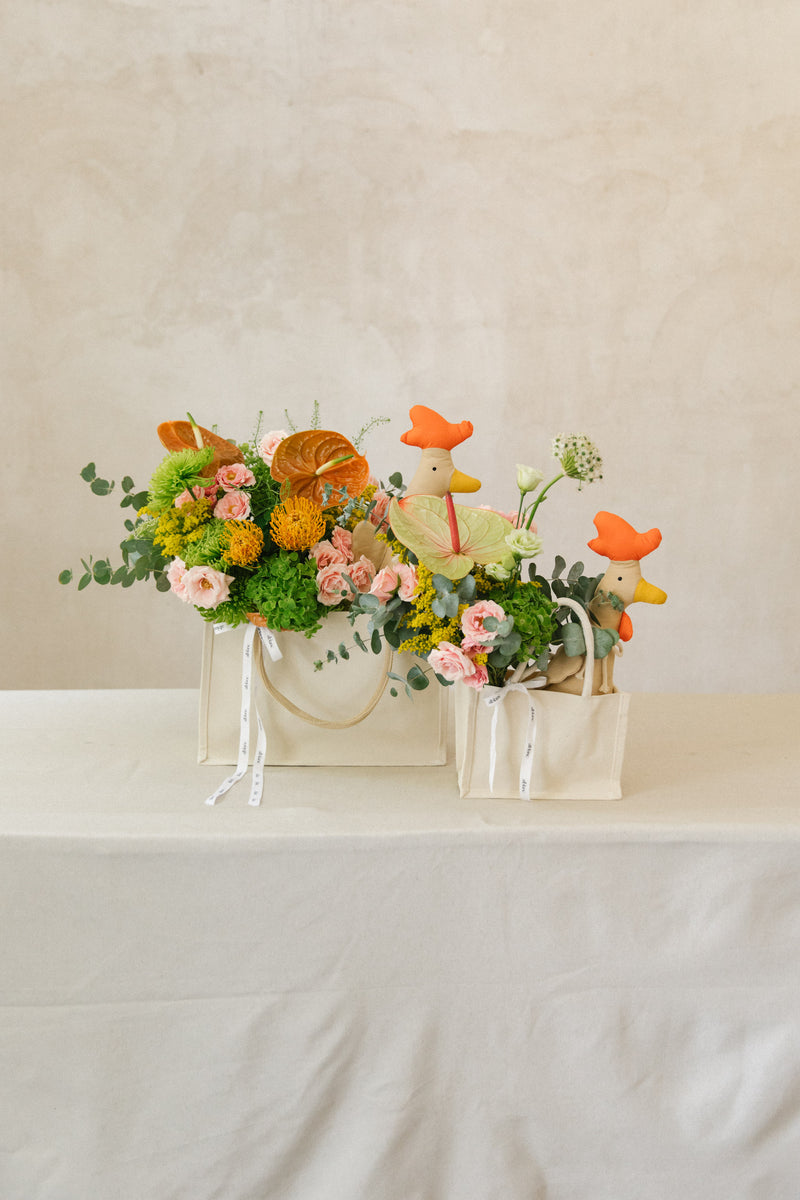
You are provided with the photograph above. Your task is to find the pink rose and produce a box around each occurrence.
[175,484,218,507]
[461,600,506,645]
[166,557,190,602]
[214,490,251,520]
[309,540,349,569]
[257,430,288,465]
[330,526,354,563]
[477,504,530,530]
[316,563,351,607]
[368,488,392,530]
[462,661,489,690]
[215,463,256,491]
[182,565,233,609]
[369,565,400,603]
[427,642,477,683]
[396,562,418,602]
[346,554,376,593]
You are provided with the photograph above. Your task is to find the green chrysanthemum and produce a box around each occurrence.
[147,446,215,511]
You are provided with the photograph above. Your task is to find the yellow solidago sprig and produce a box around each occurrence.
[270,496,326,552]
[151,497,214,558]
[396,563,466,657]
[220,520,264,569]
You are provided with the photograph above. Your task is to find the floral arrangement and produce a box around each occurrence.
[62,408,616,697]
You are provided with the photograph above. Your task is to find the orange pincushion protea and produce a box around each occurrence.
[270,430,369,507]
[269,496,326,552]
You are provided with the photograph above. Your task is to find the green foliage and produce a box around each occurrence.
[528,558,620,662]
[147,446,214,511]
[243,551,325,636]
[353,415,390,452]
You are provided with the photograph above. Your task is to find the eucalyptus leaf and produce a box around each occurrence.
[431,574,453,595]
[370,628,382,654]
[593,628,619,659]
[326,649,337,662]
[58,569,73,585]
[90,478,115,496]
[155,573,172,592]
[80,463,96,482]
[338,643,350,661]
[353,631,368,654]
[121,476,134,493]
[553,555,566,579]
[455,574,476,602]
[77,573,92,591]
[359,593,380,613]
[407,666,429,691]
[561,622,586,657]
[567,561,584,583]
[388,472,403,489]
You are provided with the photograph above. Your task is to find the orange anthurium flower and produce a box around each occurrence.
[157,419,244,476]
[270,430,369,507]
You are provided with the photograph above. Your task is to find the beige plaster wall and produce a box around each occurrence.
[4,1,798,693]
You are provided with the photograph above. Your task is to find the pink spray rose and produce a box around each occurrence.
[477,504,529,529]
[215,463,256,491]
[347,554,377,593]
[461,600,506,646]
[310,539,349,569]
[182,565,234,609]
[330,526,354,563]
[427,642,477,683]
[368,488,392,530]
[316,563,351,607]
[369,565,400,603]
[257,430,288,465]
[396,562,418,602]
[166,557,190,602]
[175,484,219,507]
[214,490,251,520]
[462,661,489,690]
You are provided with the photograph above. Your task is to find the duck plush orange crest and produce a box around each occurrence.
[400,405,482,497]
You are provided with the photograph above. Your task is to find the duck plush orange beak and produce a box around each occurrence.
[400,405,481,497]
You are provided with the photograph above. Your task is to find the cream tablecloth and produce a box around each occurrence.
[1,690,799,1200]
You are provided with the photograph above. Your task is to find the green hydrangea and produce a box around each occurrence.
[243,551,326,636]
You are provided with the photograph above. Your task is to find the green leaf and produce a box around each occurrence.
[388,472,403,489]
[77,572,92,591]
[359,593,380,613]
[382,623,401,649]
[389,687,398,697]
[568,561,584,583]
[123,519,135,532]
[553,555,566,579]
[338,643,350,661]
[593,628,619,659]
[482,616,499,632]
[431,574,453,595]
[155,573,172,592]
[58,569,73,585]
[352,631,368,653]
[406,665,429,691]
[92,560,112,585]
[370,629,382,654]
[561,622,586,657]
[314,660,323,671]
[121,476,134,493]
[133,557,151,580]
[455,574,476,602]
[80,463,96,482]
[120,571,136,588]
[90,478,115,496]
[326,649,337,662]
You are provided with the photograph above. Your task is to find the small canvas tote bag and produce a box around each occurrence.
[455,599,630,800]
[199,613,448,768]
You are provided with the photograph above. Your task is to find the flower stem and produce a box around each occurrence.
[526,473,564,527]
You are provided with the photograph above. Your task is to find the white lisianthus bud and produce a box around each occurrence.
[505,529,544,560]
[551,434,603,488]
[485,561,512,581]
[516,463,543,494]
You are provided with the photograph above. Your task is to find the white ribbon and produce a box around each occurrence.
[205,624,279,806]
[482,677,547,799]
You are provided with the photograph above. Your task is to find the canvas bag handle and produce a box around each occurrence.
[253,627,393,729]
[558,597,596,700]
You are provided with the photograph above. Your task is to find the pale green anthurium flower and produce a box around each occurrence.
[485,560,513,581]
[551,434,603,487]
[505,529,543,559]
[516,463,544,494]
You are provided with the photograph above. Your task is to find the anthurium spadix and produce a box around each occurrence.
[389,495,515,581]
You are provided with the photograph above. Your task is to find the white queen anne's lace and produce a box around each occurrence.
[551,434,603,488]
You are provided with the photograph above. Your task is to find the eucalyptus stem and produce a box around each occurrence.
[526,473,564,528]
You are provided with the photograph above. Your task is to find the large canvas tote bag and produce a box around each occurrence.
[455,599,630,799]
[199,613,448,767]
